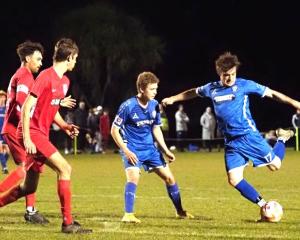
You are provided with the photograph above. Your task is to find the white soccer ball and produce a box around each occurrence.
[260,200,283,223]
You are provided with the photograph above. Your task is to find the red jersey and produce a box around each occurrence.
[18,67,69,137]
[1,67,35,134]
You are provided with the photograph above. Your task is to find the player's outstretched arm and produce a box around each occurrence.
[265,88,300,110]
[22,95,37,154]
[152,125,175,162]
[111,125,138,165]
[161,88,198,107]
[60,95,76,109]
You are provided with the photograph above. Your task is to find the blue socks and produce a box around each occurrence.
[166,183,183,212]
[273,140,285,160]
[0,153,8,169]
[125,182,184,213]
[235,179,261,204]
[124,182,137,213]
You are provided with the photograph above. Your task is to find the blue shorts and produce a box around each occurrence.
[121,145,166,172]
[225,131,275,172]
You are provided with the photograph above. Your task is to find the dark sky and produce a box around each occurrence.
[1,0,299,135]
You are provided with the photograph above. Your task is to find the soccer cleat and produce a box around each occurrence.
[2,168,9,174]
[275,128,294,142]
[61,221,93,234]
[121,213,141,223]
[176,210,195,219]
[256,216,268,223]
[24,210,50,224]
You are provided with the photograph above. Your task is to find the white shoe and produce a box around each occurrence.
[176,210,195,219]
[276,128,294,142]
[121,213,141,223]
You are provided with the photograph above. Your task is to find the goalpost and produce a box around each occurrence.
[296,128,299,152]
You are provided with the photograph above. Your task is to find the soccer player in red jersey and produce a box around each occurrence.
[0,41,50,223]
[0,38,91,234]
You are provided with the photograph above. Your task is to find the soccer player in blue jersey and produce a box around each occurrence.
[111,72,193,223]
[162,52,299,216]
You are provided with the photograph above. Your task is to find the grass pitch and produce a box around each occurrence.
[0,149,300,239]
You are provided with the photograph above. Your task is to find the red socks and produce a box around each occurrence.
[0,166,25,192]
[58,180,73,225]
[0,186,23,207]
[26,193,36,209]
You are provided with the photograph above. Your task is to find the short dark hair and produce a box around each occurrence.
[16,41,44,62]
[215,52,241,74]
[136,72,160,93]
[53,38,79,62]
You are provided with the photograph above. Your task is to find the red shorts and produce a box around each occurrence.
[30,133,57,158]
[3,132,44,173]
[3,132,26,165]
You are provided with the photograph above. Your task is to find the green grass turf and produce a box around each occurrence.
[0,149,300,239]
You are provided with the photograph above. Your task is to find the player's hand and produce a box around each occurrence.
[124,148,138,165]
[24,137,37,154]
[165,149,175,163]
[65,124,80,139]
[60,95,76,109]
[161,97,174,107]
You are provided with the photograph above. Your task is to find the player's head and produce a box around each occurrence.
[0,90,7,106]
[215,52,240,87]
[136,72,159,100]
[178,104,184,111]
[206,106,212,113]
[17,41,44,73]
[53,38,79,71]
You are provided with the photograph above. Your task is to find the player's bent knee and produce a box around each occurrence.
[63,164,72,177]
[228,176,242,187]
[268,157,281,171]
[268,164,281,171]
[56,163,72,179]
[163,176,176,185]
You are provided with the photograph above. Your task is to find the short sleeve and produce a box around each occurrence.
[30,73,48,98]
[196,83,211,98]
[16,75,34,106]
[244,80,267,97]
[113,102,129,128]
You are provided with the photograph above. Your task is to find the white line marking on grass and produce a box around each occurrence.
[72,194,213,200]
[98,229,296,239]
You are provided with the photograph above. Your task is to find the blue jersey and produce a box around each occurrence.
[196,78,267,139]
[113,96,161,149]
[0,106,5,141]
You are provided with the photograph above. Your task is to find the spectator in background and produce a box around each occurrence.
[0,90,9,174]
[74,100,88,153]
[87,106,102,153]
[175,104,189,152]
[159,104,169,138]
[64,111,74,154]
[292,109,300,130]
[200,106,216,152]
[100,108,110,153]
